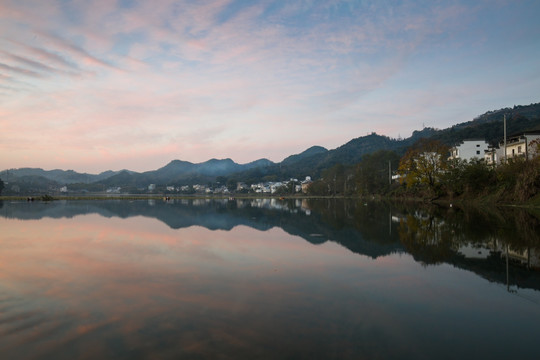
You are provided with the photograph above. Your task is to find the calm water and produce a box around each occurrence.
[1,199,539,359]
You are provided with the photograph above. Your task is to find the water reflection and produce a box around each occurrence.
[1,198,539,291]
[1,199,540,359]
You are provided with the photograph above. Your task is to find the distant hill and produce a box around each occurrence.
[465,103,540,127]
[2,102,539,192]
[0,168,126,184]
[281,146,328,165]
[431,104,540,146]
[97,158,276,188]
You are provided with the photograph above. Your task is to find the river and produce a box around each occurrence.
[1,198,539,359]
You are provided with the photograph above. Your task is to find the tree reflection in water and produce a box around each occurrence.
[1,198,540,359]
[1,198,539,291]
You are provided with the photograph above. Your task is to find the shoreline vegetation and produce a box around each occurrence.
[303,139,540,208]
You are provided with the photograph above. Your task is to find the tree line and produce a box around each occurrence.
[307,138,540,204]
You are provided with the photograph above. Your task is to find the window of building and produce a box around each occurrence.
[476,151,480,155]
[518,146,522,153]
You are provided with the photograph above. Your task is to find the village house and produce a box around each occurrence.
[213,186,230,194]
[192,184,206,193]
[236,182,249,191]
[483,131,540,165]
[500,131,540,161]
[301,176,313,194]
[270,182,284,194]
[484,146,504,166]
[449,139,490,163]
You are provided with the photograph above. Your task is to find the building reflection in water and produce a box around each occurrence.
[1,198,539,293]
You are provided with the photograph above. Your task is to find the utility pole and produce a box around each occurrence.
[504,114,507,163]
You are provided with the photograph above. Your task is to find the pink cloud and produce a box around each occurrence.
[0,0,538,172]
[0,62,45,78]
[36,31,120,71]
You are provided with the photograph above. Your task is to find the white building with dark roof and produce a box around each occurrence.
[500,132,540,161]
[449,139,489,162]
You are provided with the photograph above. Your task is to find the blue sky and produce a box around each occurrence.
[1,0,539,172]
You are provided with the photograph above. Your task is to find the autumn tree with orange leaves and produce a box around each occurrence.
[397,139,450,193]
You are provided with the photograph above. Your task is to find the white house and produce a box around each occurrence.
[301,176,313,194]
[484,146,504,166]
[485,132,540,164]
[500,132,540,161]
[449,139,489,163]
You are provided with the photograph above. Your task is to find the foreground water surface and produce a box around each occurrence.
[1,199,539,359]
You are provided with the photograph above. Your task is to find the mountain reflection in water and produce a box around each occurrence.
[1,198,539,290]
[0,198,539,359]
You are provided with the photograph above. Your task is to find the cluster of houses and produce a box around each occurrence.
[244,176,313,194]
[143,176,314,195]
[449,131,540,164]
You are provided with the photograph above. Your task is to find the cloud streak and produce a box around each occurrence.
[0,0,539,173]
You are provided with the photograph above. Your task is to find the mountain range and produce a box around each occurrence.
[2,102,540,190]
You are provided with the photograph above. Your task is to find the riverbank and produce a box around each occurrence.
[2,192,539,209]
[0,193,327,202]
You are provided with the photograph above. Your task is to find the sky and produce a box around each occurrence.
[1,0,539,173]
